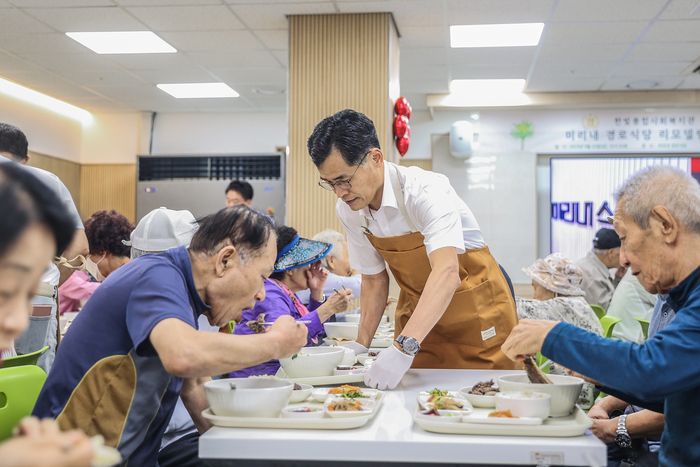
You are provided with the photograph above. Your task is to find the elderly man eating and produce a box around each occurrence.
[501,166,700,467]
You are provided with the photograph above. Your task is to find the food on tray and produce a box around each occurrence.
[288,407,322,413]
[246,314,266,334]
[290,352,308,360]
[423,408,459,417]
[523,355,553,384]
[293,383,302,390]
[329,384,367,398]
[468,380,499,396]
[327,399,364,411]
[368,351,380,357]
[427,395,464,410]
[336,366,360,371]
[428,388,449,397]
[488,409,518,418]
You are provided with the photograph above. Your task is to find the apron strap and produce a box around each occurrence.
[388,163,418,233]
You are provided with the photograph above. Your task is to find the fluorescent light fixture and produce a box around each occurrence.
[66,31,176,54]
[0,76,92,124]
[451,23,544,48]
[446,79,530,107]
[157,83,239,99]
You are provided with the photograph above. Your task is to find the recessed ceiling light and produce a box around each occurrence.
[0,76,91,124]
[66,31,176,54]
[252,88,285,95]
[446,79,530,107]
[450,23,544,48]
[157,83,239,99]
[626,80,659,89]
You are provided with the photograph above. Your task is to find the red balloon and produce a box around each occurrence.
[394,97,412,119]
[393,115,409,138]
[396,135,410,157]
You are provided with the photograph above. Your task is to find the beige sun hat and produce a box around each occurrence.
[522,253,586,297]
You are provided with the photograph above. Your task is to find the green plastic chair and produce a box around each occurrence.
[0,365,47,441]
[600,316,623,338]
[633,317,650,340]
[535,352,550,374]
[590,304,606,320]
[0,346,49,369]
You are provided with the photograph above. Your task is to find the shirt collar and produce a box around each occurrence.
[668,263,700,313]
[359,163,398,219]
[166,246,210,317]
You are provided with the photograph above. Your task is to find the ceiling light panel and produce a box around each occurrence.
[157,83,239,99]
[66,31,176,54]
[450,23,544,48]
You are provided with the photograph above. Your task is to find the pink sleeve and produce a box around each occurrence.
[58,271,101,313]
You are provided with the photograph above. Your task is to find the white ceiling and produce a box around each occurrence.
[0,0,699,113]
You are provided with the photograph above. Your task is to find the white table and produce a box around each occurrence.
[200,369,606,466]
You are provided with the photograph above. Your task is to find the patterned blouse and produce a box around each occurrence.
[516,295,604,336]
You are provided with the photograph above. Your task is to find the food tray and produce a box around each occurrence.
[274,367,365,385]
[413,406,592,437]
[203,392,384,430]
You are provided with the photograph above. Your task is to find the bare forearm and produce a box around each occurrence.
[181,377,213,434]
[402,264,460,343]
[357,271,389,348]
[595,396,631,414]
[626,410,665,438]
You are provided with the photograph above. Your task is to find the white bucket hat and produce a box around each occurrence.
[122,207,198,252]
[522,253,586,297]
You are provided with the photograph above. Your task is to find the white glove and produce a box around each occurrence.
[342,342,368,355]
[363,343,414,390]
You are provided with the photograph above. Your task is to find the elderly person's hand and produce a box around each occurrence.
[589,418,618,444]
[266,315,308,358]
[501,319,559,361]
[306,261,329,296]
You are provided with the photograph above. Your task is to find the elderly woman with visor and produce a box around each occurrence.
[230,225,354,377]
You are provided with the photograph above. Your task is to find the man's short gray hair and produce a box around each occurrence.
[312,229,346,267]
[615,166,700,234]
[131,248,161,259]
[591,247,617,255]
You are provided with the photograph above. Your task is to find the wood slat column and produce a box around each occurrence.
[288,13,399,237]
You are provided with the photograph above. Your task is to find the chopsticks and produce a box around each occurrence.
[263,320,311,325]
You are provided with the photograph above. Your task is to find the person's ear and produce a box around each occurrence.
[650,205,678,244]
[371,149,384,167]
[216,245,237,277]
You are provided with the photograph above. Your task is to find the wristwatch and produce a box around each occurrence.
[396,335,420,356]
[615,414,632,448]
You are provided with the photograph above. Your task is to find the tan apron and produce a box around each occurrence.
[362,164,518,369]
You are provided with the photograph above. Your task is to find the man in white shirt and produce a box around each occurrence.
[307,109,518,390]
[0,122,88,372]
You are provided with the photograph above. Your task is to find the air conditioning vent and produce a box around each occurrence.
[139,155,281,181]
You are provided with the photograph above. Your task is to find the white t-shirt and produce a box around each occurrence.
[337,162,486,275]
[2,161,83,286]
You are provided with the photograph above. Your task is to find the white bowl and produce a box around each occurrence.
[344,314,361,323]
[495,391,551,419]
[279,346,344,378]
[280,406,325,419]
[324,396,374,418]
[204,378,293,417]
[288,383,313,403]
[497,374,583,417]
[415,409,463,423]
[357,351,381,365]
[459,387,497,408]
[340,347,356,366]
[323,322,359,340]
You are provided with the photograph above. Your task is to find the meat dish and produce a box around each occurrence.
[468,380,499,396]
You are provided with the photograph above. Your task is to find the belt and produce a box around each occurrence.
[37,282,58,299]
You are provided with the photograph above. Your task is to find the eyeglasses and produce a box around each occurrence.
[318,150,370,192]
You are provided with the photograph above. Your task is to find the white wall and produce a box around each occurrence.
[150,112,287,155]
[81,112,142,164]
[0,91,82,162]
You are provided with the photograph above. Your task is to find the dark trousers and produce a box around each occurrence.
[158,432,205,467]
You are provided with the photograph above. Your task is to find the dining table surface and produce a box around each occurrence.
[199,368,607,466]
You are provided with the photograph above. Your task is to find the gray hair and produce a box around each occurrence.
[592,247,618,255]
[312,229,346,267]
[614,166,700,234]
[131,248,161,260]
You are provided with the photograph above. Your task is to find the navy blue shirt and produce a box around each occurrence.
[34,246,209,467]
[542,264,700,467]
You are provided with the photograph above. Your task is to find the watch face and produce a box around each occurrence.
[402,337,420,355]
[615,433,632,448]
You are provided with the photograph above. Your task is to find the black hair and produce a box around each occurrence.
[84,210,135,257]
[0,162,74,259]
[0,123,29,161]
[269,225,298,281]
[189,205,274,262]
[225,180,254,201]
[307,109,380,167]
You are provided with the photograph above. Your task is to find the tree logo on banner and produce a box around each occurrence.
[511,121,534,150]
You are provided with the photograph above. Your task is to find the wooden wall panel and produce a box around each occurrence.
[288,13,398,238]
[399,159,433,172]
[79,164,136,223]
[26,151,81,211]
